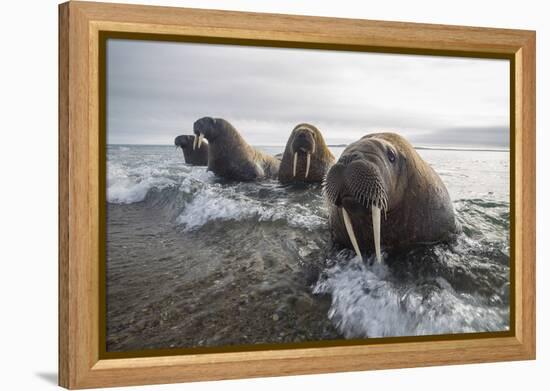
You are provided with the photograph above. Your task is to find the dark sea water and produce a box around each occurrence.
[106,145,510,352]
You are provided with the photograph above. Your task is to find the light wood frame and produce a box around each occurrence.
[59,1,536,389]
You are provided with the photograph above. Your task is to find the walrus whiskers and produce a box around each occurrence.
[305,153,311,178]
[341,207,362,260]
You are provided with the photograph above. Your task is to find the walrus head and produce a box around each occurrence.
[193,116,217,150]
[174,135,194,150]
[288,124,319,178]
[324,134,408,262]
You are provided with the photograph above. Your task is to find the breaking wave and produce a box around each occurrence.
[107,162,177,204]
[107,156,326,230]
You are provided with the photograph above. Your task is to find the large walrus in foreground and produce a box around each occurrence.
[174,135,209,166]
[324,132,459,263]
[278,123,335,184]
[193,117,280,181]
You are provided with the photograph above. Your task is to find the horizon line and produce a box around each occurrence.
[107,143,510,152]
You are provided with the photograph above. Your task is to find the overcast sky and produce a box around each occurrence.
[107,39,509,148]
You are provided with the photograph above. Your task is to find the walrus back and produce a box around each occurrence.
[208,119,280,181]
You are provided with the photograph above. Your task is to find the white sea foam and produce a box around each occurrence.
[107,177,175,204]
[261,202,326,229]
[178,193,249,229]
[313,255,508,338]
[107,162,176,204]
[176,184,326,231]
[177,169,216,193]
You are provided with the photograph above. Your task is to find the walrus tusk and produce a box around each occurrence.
[342,208,361,260]
[193,135,198,150]
[305,153,311,178]
[312,138,316,154]
[197,133,204,149]
[293,152,298,177]
[372,205,382,263]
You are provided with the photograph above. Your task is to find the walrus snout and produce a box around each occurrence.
[290,129,316,178]
[324,159,388,211]
[292,133,315,153]
[324,158,387,263]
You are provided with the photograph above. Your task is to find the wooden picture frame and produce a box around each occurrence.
[58,1,536,389]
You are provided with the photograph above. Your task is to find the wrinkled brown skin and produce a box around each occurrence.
[278,123,335,184]
[193,117,280,181]
[174,135,209,166]
[326,132,459,257]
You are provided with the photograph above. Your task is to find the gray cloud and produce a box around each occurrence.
[107,39,509,147]
[410,126,509,148]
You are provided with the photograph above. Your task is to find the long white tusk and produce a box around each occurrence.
[372,205,382,263]
[305,153,311,178]
[197,133,204,149]
[193,135,198,150]
[312,138,316,154]
[342,208,361,260]
[293,152,298,177]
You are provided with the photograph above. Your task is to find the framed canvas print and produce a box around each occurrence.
[58,1,536,389]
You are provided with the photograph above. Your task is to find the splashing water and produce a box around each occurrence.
[106,145,509,351]
[314,244,509,338]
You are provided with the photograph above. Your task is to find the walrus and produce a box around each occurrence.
[174,135,208,166]
[278,123,335,184]
[193,117,280,181]
[323,132,458,263]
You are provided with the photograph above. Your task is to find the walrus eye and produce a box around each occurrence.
[387,149,396,163]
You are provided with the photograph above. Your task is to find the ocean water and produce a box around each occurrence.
[106,145,510,352]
